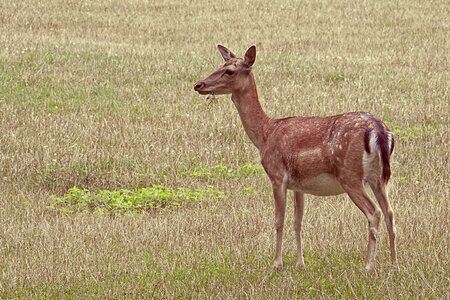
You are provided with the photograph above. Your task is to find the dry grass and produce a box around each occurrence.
[0,0,449,298]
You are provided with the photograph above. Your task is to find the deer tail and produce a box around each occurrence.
[364,124,395,184]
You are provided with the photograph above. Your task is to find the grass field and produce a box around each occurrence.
[0,0,449,298]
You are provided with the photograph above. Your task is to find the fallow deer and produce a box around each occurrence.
[194,45,397,271]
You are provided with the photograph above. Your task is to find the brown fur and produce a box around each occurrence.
[194,45,398,271]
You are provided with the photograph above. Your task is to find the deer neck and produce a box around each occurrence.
[231,73,270,150]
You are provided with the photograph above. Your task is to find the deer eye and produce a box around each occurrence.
[224,69,235,76]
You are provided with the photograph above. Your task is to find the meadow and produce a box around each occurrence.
[0,0,449,298]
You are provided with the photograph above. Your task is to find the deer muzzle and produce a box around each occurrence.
[194,81,205,92]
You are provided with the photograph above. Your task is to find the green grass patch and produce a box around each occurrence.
[0,54,122,113]
[392,125,435,140]
[180,162,265,180]
[49,185,224,213]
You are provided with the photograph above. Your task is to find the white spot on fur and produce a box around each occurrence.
[295,148,321,159]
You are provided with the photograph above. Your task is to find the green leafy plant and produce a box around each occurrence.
[238,162,265,177]
[50,185,224,213]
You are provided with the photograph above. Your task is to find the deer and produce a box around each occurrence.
[193,45,397,271]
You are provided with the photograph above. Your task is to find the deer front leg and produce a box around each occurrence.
[272,182,287,270]
[294,191,305,269]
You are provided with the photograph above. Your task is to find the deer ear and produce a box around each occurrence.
[244,45,256,67]
[217,45,236,61]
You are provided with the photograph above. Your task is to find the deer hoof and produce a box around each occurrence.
[273,261,283,271]
[296,260,306,269]
[392,263,400,272]
[364,263,375,272]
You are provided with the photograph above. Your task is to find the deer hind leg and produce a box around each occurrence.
[369,181,398,268]
[294,192,305,269]
[272,182,287,270]
[342,182,381,271]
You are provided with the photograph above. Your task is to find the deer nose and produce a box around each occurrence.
[194,81,205,91]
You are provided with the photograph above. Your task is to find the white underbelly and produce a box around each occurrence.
[289,173,345,196]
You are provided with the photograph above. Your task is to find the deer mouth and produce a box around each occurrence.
[197,90,213,95]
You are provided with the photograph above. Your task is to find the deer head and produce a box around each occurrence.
[194,45,256,95]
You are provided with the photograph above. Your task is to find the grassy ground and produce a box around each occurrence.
[0,0,449,298]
